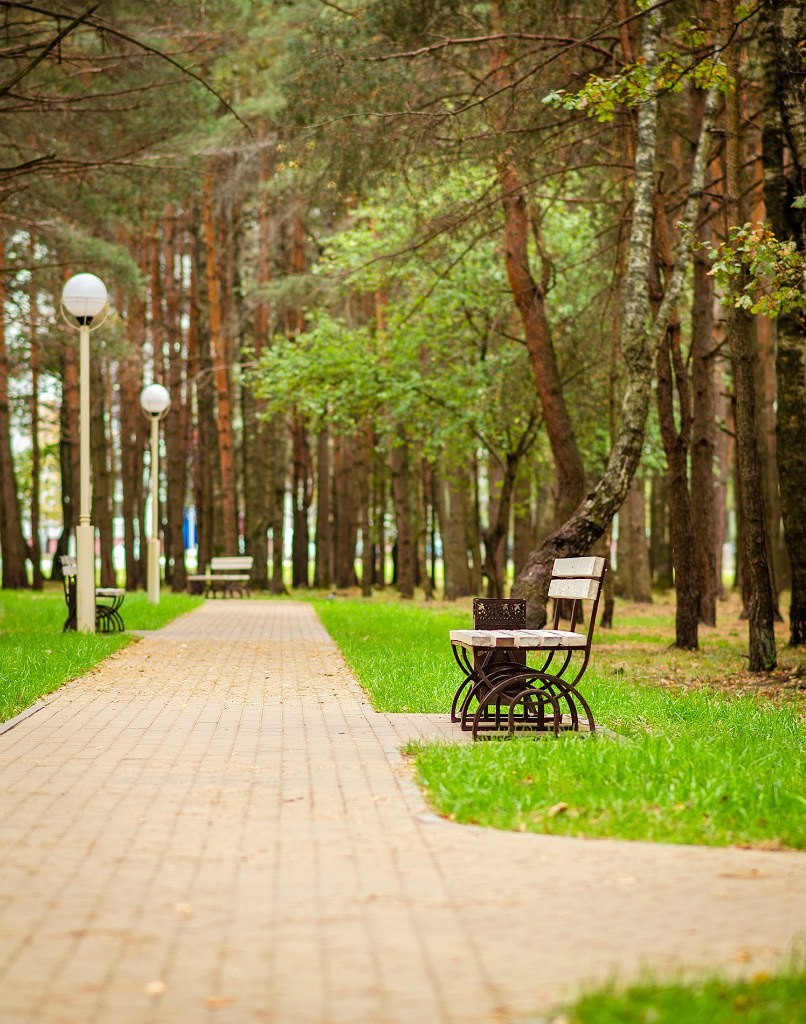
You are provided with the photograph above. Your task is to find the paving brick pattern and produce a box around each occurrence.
[0,600,804,1024]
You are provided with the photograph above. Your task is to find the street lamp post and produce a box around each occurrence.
[61,273,109,633]
[140,384,171,604]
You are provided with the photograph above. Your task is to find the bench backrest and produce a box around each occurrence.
[548,556,606,639]
[210,556,253,573]
[60,555,77,575]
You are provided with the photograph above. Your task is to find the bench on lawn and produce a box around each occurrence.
[60,555,126,633]
[187,556,253,598]
[449,556,607,740]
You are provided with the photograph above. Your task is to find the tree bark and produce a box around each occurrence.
[657,321,698,648]
[617,476,652,601]
[722,0,777,669]
[202,170,238,553]
[513,11,669,624]
[690,227,718,624]
[764,0,806,644]
[27,253,42,589]
[0,251,29,588]
[389,440,415,598]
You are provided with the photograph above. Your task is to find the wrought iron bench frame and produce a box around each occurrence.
[60,556,126,633]
[449,556,607,740]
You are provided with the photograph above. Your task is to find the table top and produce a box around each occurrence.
[450,628,587,649]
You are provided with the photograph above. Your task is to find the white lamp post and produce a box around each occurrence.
[61,273,109,633]
[140,383,171,604]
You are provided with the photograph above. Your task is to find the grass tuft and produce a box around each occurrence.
[0,588,202,722]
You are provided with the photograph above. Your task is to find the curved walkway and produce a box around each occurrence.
[0,600,803,1024]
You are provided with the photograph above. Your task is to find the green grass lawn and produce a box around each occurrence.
[313,595,806,850]
[551,966,806,1023]
[0,587,202,722]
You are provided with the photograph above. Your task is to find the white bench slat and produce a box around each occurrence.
[449,629,587,649]
[552,556,605,578]
[548,577,601,600]
[210,557,253,572]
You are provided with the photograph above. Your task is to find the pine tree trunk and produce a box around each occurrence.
[440,466,473,601]
[722,0,777,669]
[0,260,29,588]
[763,0,806,644]
[657,322,698,649]
[52,341,80,582]
[291,414,312,588]
[314,427,332,589]
[617,476,652,601]
[389,441,415,598]
[512,469,535,583]
[90,356,115,587]
[191,206,220,571]
[690,230,718,624]
[118,269,146,591]
[27,258,42,589]
[333,434,357,589]
[649,473,672,589]
[202,171,238,553]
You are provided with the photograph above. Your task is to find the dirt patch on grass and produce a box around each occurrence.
[594,591,805,711]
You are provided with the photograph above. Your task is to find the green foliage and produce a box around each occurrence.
[698,223,806,318]
[544,51,729,123]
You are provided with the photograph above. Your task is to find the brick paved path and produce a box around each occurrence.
[0,601,804,1024]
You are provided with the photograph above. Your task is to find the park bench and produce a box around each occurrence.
[449,556,607,740]
[60,555,126,633]
[187,556,253,598]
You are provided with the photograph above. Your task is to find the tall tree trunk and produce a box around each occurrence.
[722,0,777,669]
[657,321,698,648]
[333,433,357,589]
[202,171,237,553]
[191,204,220,570]
[389,440,415,598]
[764,0,806,644]
[163,208,189,592]
[90,355,114,587]
[690,224,718,625]
[27,255,42,589]
[118,265,146,591]
[291,413,312,588]
[314,427,332,589]
[617,476,652,601]
[0,254,29,588]
[52,338,80,582]
[440,464,474,601]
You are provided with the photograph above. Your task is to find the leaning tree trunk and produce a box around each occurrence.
[513,14,717,625]
[510,73,665,621]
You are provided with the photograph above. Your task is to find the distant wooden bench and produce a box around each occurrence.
[449,556,607,739]
[60,555,126,633]
[187,556,253,598]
